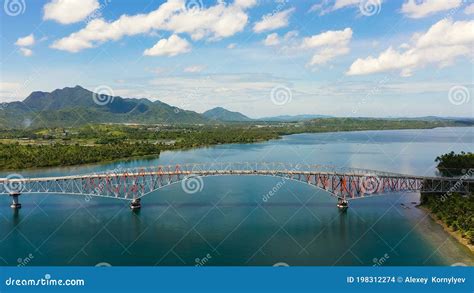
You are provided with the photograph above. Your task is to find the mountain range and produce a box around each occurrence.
[0,85,469,128]
[0,86,208,128]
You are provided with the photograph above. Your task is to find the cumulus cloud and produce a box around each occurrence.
[15,34,35,47]
[301,28,352,66]
[51,0,254,53]
[253,8,295,33]
[263,33,280,46]
[401,0,462,19]
[143,34,191,57]
[227,43,237,49]
[184,65,205,73]
[43,0,100,24]
[347,19,474,76]
[310,0,383,15]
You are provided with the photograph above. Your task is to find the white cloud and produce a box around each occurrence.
[143,34,191,57]
[234,0,257,9]
[347,19,474,76]
[43,0,100,24]
[301,28,352,49]
[51,0,254,52]
[333,0,361,10]
[227,43,237,49]
[465,3,474,15]
[301,28,353,66]
[253,8,295,33]
[19,48,33,57]
[15,34,35,47]
[184,65,205,73]
[401,0,462,19]
[283,30,299,40]
[310,0,383,15]
[263,33,280,46]
[0,82,23,102]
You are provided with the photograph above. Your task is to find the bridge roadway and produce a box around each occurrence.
[0,162,472,210]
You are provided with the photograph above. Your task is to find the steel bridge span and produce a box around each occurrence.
[0,162,472,210]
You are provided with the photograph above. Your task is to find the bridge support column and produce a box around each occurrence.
[9,192,21,209]
[130,198,141,210]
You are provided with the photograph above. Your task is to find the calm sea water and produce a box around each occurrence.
[1,127,473,266]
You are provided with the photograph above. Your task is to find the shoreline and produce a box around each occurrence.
[418,205,474,254]
[1,125,469,173]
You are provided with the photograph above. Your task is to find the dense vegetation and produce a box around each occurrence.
[421,193,474,245]
[0,119,471,170]
[0,143,161,170]
[435,151,474,177]
[420,151,474,247]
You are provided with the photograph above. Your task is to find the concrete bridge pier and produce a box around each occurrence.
[9,192,21,209]
[130,198,141,210]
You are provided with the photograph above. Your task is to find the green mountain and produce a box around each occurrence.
[0,86,208,128]
[202,107,253,122]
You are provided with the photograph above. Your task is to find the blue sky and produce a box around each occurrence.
[1,0,473,118]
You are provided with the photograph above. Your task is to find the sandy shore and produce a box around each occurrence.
[418,206,474,254]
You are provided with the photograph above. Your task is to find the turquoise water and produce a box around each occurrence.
[1,127,473,266]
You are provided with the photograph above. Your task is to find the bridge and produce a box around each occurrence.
[0,162,472,210]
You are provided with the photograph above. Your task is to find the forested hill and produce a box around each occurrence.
[0,85,208,128]
[203,107,253,122]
